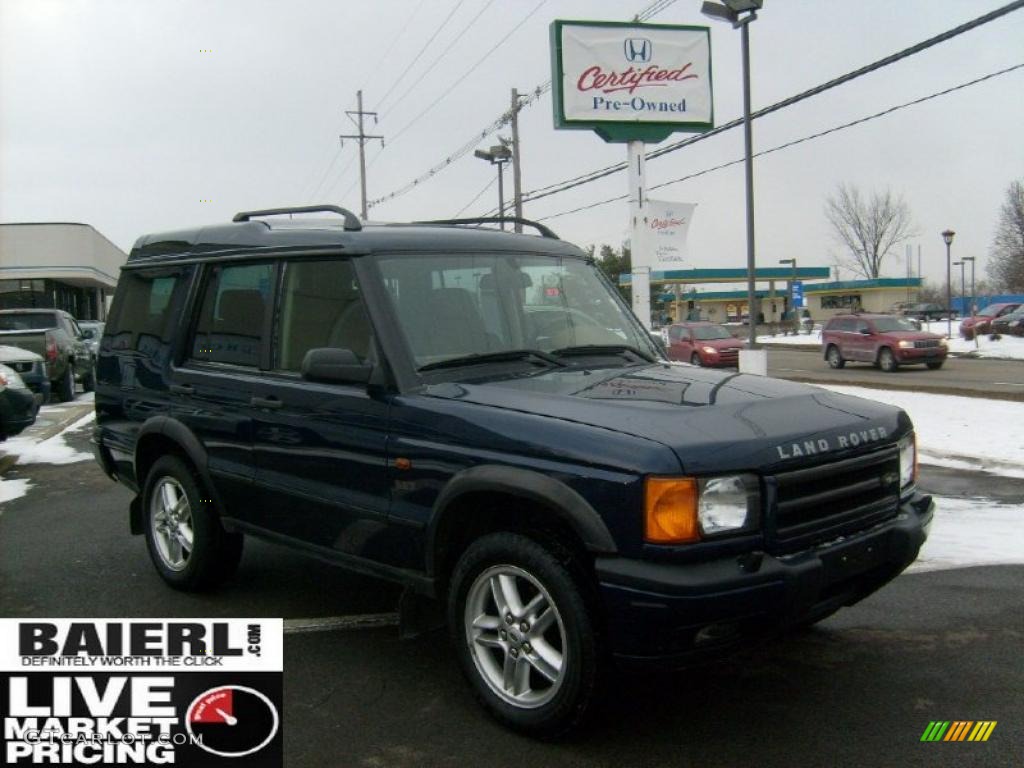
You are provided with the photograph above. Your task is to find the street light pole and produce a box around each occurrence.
[963,255,977,348]
[779,258,796,332]
[941,229,955,338]
[474,142,513,230]
[702,0,763,350]
[953,260,965,318]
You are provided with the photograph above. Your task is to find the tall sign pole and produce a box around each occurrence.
[340,90,384,220]
[549,20,713,332]
[511,88,525,233]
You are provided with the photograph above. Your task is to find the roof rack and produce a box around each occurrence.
[414,217,559,240]
[232,205,362,231]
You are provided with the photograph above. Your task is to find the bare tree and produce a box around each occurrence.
[987,180,1024,292]
[825,184,915,279]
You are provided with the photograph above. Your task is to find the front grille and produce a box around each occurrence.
[5,361,33,373]
[769,446,901,554]
[914,339,941,349]
[717,348,740,361]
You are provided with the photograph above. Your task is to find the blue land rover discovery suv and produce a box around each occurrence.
[93,206,933,735]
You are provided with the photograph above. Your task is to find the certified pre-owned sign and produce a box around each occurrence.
[550,20,713,143]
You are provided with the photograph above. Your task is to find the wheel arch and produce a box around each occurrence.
[426,465,618,585]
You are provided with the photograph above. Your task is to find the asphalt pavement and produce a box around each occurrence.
[1,425,1021,766]
[765,348,1024,400]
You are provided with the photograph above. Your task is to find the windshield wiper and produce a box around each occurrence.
[551,344,656,363]
[417,348,566,373]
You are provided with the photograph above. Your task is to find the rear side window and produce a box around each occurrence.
[105,268,192,355]
[190,263,274,367]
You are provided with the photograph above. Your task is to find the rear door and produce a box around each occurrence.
[171,260,277,512]
[247,257,392,560]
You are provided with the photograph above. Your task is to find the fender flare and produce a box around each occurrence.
[425,464,618,577]
[132,417,223,532]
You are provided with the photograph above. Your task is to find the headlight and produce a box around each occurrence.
[938,338,948,347]
[897,340,914,349]
[899,434,916,488]
[0,367,27,391]
[645,474,760,543]
[702,346,717,354]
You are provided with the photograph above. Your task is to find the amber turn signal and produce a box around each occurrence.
[644,477,700,544]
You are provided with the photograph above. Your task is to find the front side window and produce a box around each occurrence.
[691,325,733,341]
[275,259,373,372]
[191,263,274,367]
[375,252,656,370]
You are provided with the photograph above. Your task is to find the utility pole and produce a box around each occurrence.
[340,90,384,220]
[510,88,524,233]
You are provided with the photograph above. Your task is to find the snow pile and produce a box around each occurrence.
[0,477,32,507]
[909,496,1024,573]
[2,412,94,465]
[823,385,1024,478]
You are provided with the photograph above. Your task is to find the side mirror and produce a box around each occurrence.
[301,348,372,385]
[860,327,873,335]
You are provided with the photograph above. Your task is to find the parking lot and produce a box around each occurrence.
[1,418,1021,767]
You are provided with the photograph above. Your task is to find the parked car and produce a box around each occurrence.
[822,313,948,372]
[959,302,1022,339]
[78,321,105,358]
[902,303,955,322]
[93,206,932,735]
[0,309,95,401]
[990,305,1024,337]
[0,363,39,439]
[666,322,745,367]
[0,345,50,403]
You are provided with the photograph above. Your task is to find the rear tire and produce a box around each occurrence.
[448,532,601,737]
[690,352,702,367]
[926,361,944,370]
[56,365,75,402]
[142,455,243,591]
[826,345,845,369]
[878,348,898,373]
[81,365,96,393]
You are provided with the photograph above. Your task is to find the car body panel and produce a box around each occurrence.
[822,314,948,367]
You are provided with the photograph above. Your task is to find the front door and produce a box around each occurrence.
[248,257,392,561]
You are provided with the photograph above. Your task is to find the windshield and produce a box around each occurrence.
[374,252,657,371]
[872,317,920,332]
[0,313,57,331]
[691,325,734,341]
[978,305,1004,317]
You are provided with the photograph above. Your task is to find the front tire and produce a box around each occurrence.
[81,365,96,393]
[56,365,75,402]
[143,455,243,590]
[690,352,702,367]
[826,345,845,369]
[878,347,898,373]
[448,532,601,737]
[926,361,944,370]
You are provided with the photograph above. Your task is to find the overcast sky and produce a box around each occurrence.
[1,0,1022,288]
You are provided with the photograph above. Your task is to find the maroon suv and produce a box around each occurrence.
[667,322,746,367]
[822,314,948,372]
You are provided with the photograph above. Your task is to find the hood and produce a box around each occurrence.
[883,330,944,340]
[0,345,43,363]
[424,363,910,474]
[696,337,745,349]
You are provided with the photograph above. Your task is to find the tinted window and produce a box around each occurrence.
[0,312,57,331]
[191,263,274,367]
[275,259,372,371]
[691,325,733,340]
[872,317,918,332]
[105,269,192,354]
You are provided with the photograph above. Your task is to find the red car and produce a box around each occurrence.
[822,313,948,372]
[959,302,1021,339]
[667,322,745,367]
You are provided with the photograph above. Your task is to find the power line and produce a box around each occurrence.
[304,144,343,202]
[454,174,498,217]
[512,0,1024,208]
[528,63,1024,222]
[380,0,498,120]
[359,0,429,92]
[374,0,468,113]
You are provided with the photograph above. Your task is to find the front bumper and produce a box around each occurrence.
[0,388,40,438]
[596,493,933,664]
[894,347,947,363]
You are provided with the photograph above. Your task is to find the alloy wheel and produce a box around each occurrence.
[150,477,194,571]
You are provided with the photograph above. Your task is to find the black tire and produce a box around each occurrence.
[81,365,96,393]
[448,532,601,737]
[878,347,898,373]
[926,361,944,370]
[142,455,243,591]
[826,345,845,369]
[690,352,702,367]
[56,365,75,402]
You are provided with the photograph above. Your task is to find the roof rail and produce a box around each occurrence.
[415,217,559,240]
[232,205,362,231]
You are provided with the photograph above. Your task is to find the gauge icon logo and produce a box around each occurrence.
[185,685,280,759]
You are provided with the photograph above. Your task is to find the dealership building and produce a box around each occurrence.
[0,223,126,320]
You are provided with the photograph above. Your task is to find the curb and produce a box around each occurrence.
[0,400,95,476]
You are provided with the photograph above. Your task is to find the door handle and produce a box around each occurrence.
[169,384,194,395]
[250,395,283,409]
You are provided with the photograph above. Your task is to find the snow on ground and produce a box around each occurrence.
[2,411,95,466]
[0,477,32,507]
[822,385,1024,478]
[908,496,1024,573]
[755,324,1024,359]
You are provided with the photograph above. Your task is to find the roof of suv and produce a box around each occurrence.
[127,207,586,263]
